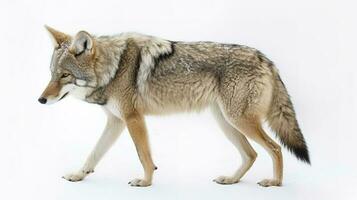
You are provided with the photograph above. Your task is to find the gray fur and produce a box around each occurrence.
[40,28,310,186]
[47,32,309,162]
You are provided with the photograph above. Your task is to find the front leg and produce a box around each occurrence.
[63,113,125,182]
[125,112,156,187]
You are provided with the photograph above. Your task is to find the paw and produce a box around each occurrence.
[128,178,152,187]
[62,169,93,182]
[213,176,239,185]
[257,179,281,187]
[62,172,85,182]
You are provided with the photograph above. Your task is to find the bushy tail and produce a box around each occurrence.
[267,67,310,164]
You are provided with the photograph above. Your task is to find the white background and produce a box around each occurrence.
[0,0,355,199]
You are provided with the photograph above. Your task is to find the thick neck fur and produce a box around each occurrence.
[93,36,127,87]
[92,33,173,91]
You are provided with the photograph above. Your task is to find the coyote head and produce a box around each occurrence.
[38,26,98,105]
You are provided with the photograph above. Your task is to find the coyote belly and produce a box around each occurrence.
[38,26,310,187]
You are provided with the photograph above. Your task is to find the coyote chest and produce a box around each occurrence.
[103,98,123,119]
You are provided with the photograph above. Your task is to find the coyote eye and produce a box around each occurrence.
[61,73,70,78]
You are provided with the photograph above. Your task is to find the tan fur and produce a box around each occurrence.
[39,27,310,187]
[40,81,61,98]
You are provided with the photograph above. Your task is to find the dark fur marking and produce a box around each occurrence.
[132,50,141,89]
[134,41,175,89]
[225,43,241,48]
[277,75,287,89]
[154,41,175,63]
[59,92,69,100]
[85,86,107,105]
[284,141,310,164]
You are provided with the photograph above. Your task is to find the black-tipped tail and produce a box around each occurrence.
[267,66,311,164]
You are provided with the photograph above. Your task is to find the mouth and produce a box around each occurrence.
[59,92,69,101]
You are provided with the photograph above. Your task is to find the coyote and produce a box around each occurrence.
[38,26,310,187]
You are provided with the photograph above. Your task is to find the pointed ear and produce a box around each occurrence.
[44,25,71,47]
[71,31,94,55]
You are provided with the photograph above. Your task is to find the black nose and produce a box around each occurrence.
[38,97,47,104]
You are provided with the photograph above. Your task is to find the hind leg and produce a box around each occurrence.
[229,116,283,187]
[211,105,257,185]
